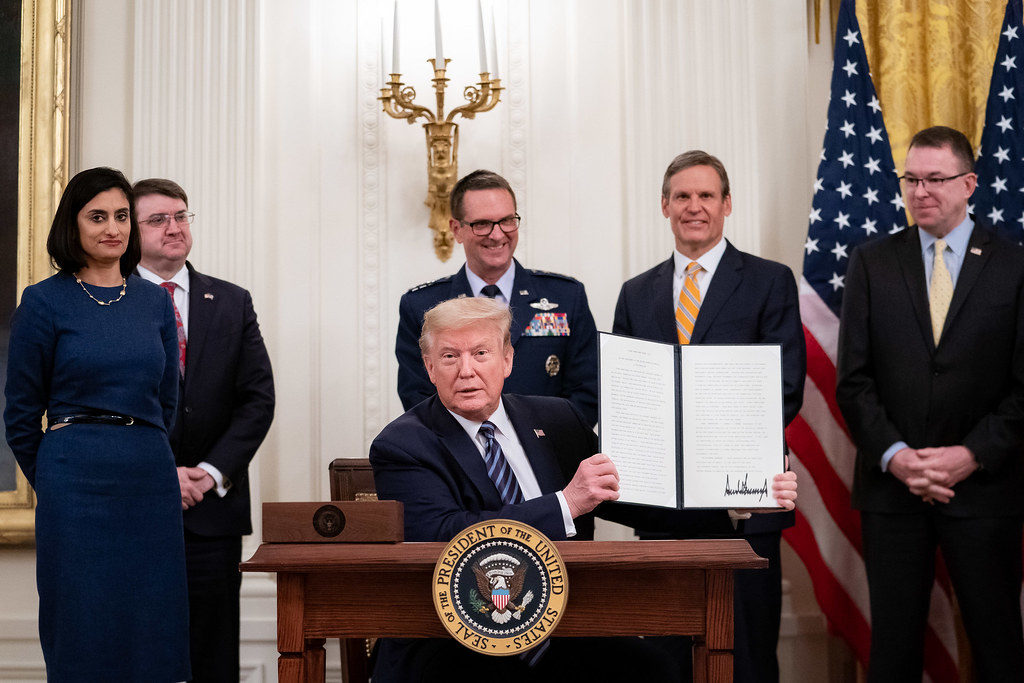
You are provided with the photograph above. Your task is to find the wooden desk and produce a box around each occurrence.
[241,538,766,683]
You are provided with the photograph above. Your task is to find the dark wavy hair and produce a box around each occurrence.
[662,150,730,199]
[47,167,141,277]
[449,169,517,221]
[908,126,975,174]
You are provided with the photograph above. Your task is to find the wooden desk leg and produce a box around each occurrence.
[703,569,735,683]
[693,642,708,683]
[278,573,306,683]
[304,638,326,683]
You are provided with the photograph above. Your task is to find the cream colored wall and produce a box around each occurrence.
[0,1,855,680]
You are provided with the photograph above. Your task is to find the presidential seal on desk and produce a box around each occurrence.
[433,520,568,655]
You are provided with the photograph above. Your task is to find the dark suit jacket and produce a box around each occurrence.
[370,393,596,543]
[172,263,275,537]
[836,224,1024,516]
[611,241,806,535]
[396,260,600,424]
[368,393,597,682]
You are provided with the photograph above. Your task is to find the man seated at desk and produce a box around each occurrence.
[369,296,798,682]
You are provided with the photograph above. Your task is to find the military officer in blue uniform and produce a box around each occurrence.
[396,169,599,425]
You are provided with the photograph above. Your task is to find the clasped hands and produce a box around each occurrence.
[561,453,798,519]
[177,466,215,510]
[888,445,978,504]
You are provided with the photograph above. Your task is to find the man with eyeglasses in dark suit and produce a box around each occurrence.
[396,170,599,425]
[837,126,1024,681]
[134,178,275,683]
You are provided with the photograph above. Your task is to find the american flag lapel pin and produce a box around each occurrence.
[534,429,545,438]
[204,293,214,300]
[970,247,982,256]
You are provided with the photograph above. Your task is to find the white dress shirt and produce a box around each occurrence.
[880,214,975,471]
[672,236,728,304]
[137,263,228,496]
[448,399,577,537]
[465,261,516,303]
[137,264,190,337]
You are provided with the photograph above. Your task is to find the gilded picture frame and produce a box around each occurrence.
[0,0,69,545]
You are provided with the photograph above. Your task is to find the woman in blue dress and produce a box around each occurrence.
[4,167,190,681]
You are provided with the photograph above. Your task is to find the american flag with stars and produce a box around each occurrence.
[784,0,961,680]
[973,0,1023,242]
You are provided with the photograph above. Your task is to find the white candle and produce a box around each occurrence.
[392,0,400,74]
[434,0,445,68]
[477,0,488,73]
[489,6,499,79]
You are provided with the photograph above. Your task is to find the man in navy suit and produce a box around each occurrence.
[612,150,806,683]
[373,296,798,682]
[837,126,1024,681]
[135,178,275,682]
[396,170,599,425]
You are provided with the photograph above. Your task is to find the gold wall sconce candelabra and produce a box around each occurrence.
[379,1,503,261]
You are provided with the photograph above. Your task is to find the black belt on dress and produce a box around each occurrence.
[51,413,137,426]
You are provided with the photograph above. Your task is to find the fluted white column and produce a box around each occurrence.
[132,0,260,288]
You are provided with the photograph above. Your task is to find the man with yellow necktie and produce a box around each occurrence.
[611,150,806,682]
[837,126,1024,681]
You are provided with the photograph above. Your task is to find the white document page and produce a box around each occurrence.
[599,334,678,508]
[680,344,784,508]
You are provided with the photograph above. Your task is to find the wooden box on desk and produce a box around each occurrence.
[262,501,403,543]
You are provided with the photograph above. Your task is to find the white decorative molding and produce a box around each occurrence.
[240,662,267,683]
[621,0,770,276]
[503,0,528,242]
[131,0,260,288]
[357,0,388,450]
[0,664,47,681]
[240,573,278,598]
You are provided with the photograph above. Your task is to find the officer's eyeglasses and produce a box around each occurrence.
[140,212,196,228]
[898,173,970,191]
[461,214,521,236]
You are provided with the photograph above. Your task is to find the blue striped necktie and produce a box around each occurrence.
[479,420,549,665]
[478,421,524,505]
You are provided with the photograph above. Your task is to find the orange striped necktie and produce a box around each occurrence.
[676,261,703,344]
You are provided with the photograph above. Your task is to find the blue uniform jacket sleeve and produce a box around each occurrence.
[396,291,433,411]
[3,287,55,488]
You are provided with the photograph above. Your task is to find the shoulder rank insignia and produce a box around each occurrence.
[529,298,558,311]
[529,269,580,284]
[408,274,453,293]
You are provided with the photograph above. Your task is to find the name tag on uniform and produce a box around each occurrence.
[524,312,570,336]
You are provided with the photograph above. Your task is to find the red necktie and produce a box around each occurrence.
[160,282,187,377]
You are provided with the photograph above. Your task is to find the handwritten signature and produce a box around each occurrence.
[723,474,768,502]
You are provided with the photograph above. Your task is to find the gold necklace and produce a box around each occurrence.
[76,275,127,305]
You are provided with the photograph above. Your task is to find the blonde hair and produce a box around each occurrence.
[419,297,512,357]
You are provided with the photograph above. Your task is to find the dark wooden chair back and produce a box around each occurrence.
[328,458,377,683]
